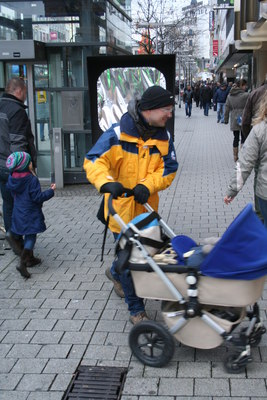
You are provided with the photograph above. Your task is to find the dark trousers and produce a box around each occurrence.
[233,130,245,148]
[111,233,144,316]
[203,102,210,116]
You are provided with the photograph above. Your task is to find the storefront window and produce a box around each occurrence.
[0,1,132,50]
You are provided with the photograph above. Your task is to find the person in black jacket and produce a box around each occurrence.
[183,84,194,118]
[200,83,213,116]
[0,77,37,255]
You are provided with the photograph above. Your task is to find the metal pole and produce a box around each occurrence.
[53,128,64,189]
[178,58,181,108]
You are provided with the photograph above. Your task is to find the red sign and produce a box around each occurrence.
[50,32,58,40]
[213,40,218,57]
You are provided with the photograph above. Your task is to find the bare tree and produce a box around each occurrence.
[133,0,206,57]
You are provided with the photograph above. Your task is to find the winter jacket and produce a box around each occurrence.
[6,173,54,235]
[200,86,212,103]
[83,100,178,233]
[241,83,267,139]
[213,88,228,104]
[226,120,267,201]
[224,87,249,131]
[0,93,37,169]
[183,89,193,104]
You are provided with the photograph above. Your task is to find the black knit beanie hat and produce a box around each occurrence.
[139,85,175,110]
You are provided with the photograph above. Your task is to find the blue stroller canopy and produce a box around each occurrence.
[200,204,267,280]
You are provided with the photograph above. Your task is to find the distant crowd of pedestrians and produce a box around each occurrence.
[178,76,267,225]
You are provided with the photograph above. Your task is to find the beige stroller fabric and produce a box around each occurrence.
[131,271,266,307]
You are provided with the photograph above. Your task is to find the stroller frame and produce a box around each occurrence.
[109,197,266,373]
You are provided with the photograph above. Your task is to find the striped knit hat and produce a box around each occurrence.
[6,152,31,172]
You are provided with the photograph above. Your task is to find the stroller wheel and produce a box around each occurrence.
[240,326,266,347]
[224,353,251,374]
[129,320,175,368]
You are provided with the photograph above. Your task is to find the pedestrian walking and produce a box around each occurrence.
[194,83,200,107]
[241,77,267,221]
[213,82,228,123]
[224,79,248,162]
[183,84,194,118]
[83,85,178,324]
[6,152,56,278]
[201,83,213,116]
[224,95,267,227]
[212,81,220,111]
[0,77,37,256]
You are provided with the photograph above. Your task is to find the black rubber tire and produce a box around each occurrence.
[224,354,247,374]
[129,320,175,367]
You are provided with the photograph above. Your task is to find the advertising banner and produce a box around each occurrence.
[213,40,218,57]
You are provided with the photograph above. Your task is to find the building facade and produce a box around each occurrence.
[0,0,132,183]
[213,0,267,87]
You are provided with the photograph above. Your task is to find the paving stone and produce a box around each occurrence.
[50,373,73,391]
[46,309,76,319]
[2,330,35,344]
[194,378,230,396]
[123,377,159,396]
[31,331,63,344]
[83,344,118,361]
[230,378,267,397]
[43,359,80,374]
[25,319,57,331]
[66,299,94,310]
[178,361,211,377]
[37,344,71,358]
[0,391,29,400]
[0,373,23,389]
[60,331,92,344]
[0,358,17,373]
[158,377,194,396]
[53,319,84,332]
[0,343,13,357]
[67,344,86,359]
[6,344,41,358]
[27,391,64,399]
[19,309,49,320]
[41,299,69,309]
[12,358,48,373]
[16,373,55,391]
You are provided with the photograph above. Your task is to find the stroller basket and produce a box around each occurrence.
[161,301,246,349]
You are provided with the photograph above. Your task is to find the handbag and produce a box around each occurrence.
[236,115,242,126]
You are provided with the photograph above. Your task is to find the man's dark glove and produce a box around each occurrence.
[100,182,124,199]
[133,184,150,204]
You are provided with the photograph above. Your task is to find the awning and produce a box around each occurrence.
[215,44,252,73]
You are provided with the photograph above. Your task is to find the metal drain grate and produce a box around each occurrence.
[62,365,128,400]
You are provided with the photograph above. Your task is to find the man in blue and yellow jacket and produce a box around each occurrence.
[84,85,178,324]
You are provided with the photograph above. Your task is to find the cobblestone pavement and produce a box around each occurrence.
[0,105,266,400]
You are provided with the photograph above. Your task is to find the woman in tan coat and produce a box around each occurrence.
[224,79,248,162]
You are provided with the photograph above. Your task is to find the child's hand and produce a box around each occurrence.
[224,195,234,205]
[50,183,56,190]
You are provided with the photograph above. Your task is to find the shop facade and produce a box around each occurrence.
[0,0,132,183]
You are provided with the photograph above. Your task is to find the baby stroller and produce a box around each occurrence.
[109,193,267,373]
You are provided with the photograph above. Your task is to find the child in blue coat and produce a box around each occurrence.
[6,152,56,278]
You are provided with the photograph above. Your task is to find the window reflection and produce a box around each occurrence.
[97,67,166,131]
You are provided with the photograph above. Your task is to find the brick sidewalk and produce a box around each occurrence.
[0,105,266,399]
